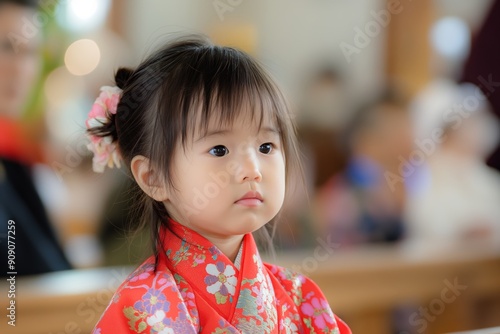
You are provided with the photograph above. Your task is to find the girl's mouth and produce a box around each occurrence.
[235,191,263,207]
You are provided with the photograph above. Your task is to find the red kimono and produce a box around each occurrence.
[93,220,351,333]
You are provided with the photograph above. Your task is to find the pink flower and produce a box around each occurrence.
[193,254,205,266]
[129,264,154,282]
[130,272,150,282]
[180,290,196,307]
[301,297,335,329]
[85,86,123,173]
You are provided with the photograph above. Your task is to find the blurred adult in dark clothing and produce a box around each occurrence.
[462,0,500,172]
[0,0,71,276]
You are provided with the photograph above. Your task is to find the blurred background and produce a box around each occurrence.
[1,0,500,333]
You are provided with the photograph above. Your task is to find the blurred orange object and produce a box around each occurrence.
[0,117,43,165]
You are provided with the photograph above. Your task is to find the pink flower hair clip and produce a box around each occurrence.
[85,86,123,173]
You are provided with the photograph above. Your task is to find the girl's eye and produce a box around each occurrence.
[209,145,229,157]
[259,143,273,154]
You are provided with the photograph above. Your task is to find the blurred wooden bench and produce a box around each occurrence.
[1,243,500,334]
[0,266,133,334]
[278,243,500,333]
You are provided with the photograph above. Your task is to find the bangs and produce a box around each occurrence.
[191,76,271,139]
[158,45,289,145]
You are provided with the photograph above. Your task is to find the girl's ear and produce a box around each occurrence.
[131,155,169,202]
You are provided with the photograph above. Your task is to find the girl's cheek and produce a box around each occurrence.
[270,153,286,168]
[205,158,230,172]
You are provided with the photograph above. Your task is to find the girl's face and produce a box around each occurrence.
[163,105,286,241]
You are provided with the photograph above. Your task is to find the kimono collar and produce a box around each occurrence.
[159,219,279,331]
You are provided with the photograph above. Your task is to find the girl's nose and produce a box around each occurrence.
[236,154,262,183]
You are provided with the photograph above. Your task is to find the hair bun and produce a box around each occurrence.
[115,67,133,89]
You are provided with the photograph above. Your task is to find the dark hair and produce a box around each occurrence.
[0,0,39,9]
[88,35,302,263]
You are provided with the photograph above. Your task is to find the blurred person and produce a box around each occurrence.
[405,81,500,250]
[312,90,413,247]
[87,36,351,333]
[0,0,71,276]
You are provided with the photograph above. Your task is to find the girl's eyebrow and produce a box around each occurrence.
[195,126,280,143]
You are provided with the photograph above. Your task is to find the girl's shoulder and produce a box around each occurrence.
[112,255,189,309]
[123,257,170,286]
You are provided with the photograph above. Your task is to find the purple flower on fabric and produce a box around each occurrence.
[181,290,196,308]
[134,289,170,314]
[204,261,237,296]
[208,246,220,260]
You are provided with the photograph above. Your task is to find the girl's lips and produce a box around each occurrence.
[235,191,263,207]
[235,198,263,207]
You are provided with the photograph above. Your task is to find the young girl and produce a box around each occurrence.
[87,35,350,333]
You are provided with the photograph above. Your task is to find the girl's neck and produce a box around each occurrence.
[203,234,244,262]
[170,218,245,262]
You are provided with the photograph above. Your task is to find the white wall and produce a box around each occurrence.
[124,0,388,112]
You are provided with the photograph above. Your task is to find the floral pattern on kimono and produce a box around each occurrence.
[93,219,351,333]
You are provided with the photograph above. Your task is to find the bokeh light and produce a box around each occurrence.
[430,16,470,59]
[56,0,111,32]
[64,39,101,76]
[44,66,84,107]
